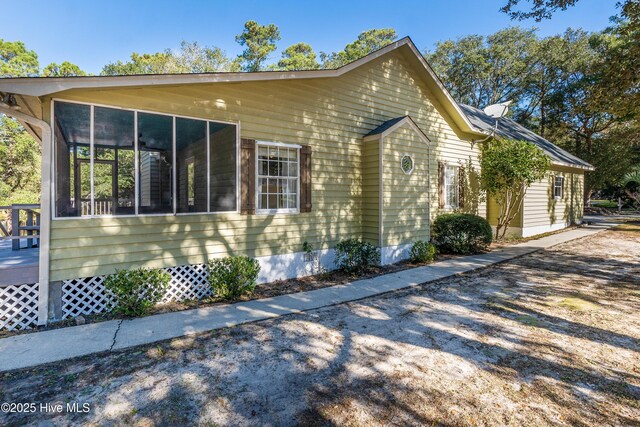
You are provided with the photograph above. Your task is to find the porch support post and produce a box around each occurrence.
[0,106,52,326]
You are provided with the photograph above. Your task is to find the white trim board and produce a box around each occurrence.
[381,243,413,265]
[521,221,579,238]
[255,249,337,284]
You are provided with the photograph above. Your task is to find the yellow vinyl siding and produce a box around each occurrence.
[382,124,430,247]
[522,167,585,230]
[486,195,523,229]
[44,51,475,281]
[362,139,380,245]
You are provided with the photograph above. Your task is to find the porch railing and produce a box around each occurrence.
[0,204,40,250]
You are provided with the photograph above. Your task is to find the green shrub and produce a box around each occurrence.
[103,268,171,317]
[334,238,380,273]
[432,213,492,254]
[208,256,261,300]
[410,240,437,263]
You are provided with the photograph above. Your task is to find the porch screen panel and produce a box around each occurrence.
[54,102,91,217]
[93,106,135,215]
[209,123,237,212]
[176,118,207,213]
[138,112,173,214]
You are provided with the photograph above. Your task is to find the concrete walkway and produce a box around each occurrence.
[0,220,620,372]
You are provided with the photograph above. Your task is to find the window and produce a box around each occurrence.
[138,112,173,214]
[176,118,207,213]
[54,100,238,217]
[257,143,299,213]
[554,175,564,199]
[444,165,459,209]
[401,155,414,174]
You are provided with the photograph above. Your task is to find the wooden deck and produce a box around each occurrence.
[0,239,39,286]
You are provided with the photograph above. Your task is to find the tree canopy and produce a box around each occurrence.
[321,28,397,68]
[235,20,281,72]
[276,43,319,70]
[0,39,39,77]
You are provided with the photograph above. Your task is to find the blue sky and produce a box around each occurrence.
[4,0,618,74]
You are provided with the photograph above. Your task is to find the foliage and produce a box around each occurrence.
[208,256,261,300]
[500,0,636,22]
[103,268,170,317]
[334,238,380,273]
[101,41,235,76]
[0,39,39,77]
[321,29,397,68]
[426,22,639,201]
[235,20,281,72]
[623,167,640,209]
[42,61,86,77]
[427,27,538,112]
[277,43,319,70]
[480,138,550,239]
[0,116,41,205]
[409,241,437,263]
[432,213,493,254]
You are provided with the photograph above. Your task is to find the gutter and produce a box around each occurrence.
[0,106,52,325]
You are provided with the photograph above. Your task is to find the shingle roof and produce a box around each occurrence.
[365,116,408,137]
[459,104,594,170]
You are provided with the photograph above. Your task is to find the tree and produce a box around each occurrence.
[622,167,640,210]
[480,138,550,239]
[235,20,281,72]
[426,27,538,111]
[171,41,236,73]
[101,52,175,75]
[276,42,319,70]
[501,0,638,21]
[500,0,581,21]
[0,39,39,77]
[0,116,41,205]
[42,61,86,77]
[321,28,397,68]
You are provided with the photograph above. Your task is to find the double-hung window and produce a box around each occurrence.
[553,175,564,199]
[444,165,459,209]
[256,143,299,213]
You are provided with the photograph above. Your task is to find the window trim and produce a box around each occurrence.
[400,154,414,175]
[255,140,301,215]
[51,98,241,220]
[553,175,565,199]
[444,164,459,210]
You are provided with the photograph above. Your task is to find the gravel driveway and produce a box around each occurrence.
[1,224,638,426]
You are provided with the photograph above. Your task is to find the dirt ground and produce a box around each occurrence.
[0,225,638,426]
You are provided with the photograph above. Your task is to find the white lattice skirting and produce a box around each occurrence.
[0,283,39,331]
[62,264,211,319]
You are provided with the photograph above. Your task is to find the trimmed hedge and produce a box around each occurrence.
[410,240,437,263]
[335,238,380,273]
[103,268,170,317]
[208,256,261,300]
[432,213,492,254]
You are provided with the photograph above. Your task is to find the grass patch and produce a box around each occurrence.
[554,297,599,312]
[614,221,640,233]
[514,314,543,327]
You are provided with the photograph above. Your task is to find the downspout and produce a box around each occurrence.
[0,106,52,326]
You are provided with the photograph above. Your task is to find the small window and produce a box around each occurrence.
[444,165,459,209]
[401,155,414,174]
[257,143,299,213]
[554,175,564,199]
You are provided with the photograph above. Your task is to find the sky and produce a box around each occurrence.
[3,0,619,74]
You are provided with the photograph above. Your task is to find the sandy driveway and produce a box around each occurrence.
[1,224,638,426]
